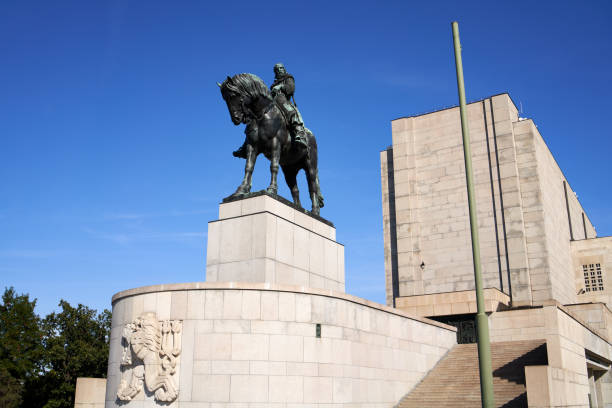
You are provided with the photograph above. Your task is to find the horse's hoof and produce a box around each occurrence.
[266,187,278,195]
[311,208,320,216]
[224,191,246,201]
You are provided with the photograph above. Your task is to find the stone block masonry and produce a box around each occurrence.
[572,236,612,306]
[74,378,106,408]
[206,193,345,292]
[381,93,597,309]
[489,305,612,407]
[105,283,457,407]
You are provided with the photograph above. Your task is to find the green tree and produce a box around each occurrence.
[0,365,23,408]
[23,301,111,408]
[0,287,42,408]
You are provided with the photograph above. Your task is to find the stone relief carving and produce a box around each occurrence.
[117,312,182,402]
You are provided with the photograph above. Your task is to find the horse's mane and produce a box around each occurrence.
[224,73,271,100]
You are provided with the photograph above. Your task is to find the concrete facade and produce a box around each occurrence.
[381,93,600,309]
[105,282,456,407]
[206,194,345,292]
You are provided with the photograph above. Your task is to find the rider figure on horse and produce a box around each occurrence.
[233,63,308,158]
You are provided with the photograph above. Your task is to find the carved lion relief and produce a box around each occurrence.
[117,312,182,402]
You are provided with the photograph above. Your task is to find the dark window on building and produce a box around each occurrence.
[583,263,604,292]
[430,314,477,344]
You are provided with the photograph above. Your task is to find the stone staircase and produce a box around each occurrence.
[396,340,548,407]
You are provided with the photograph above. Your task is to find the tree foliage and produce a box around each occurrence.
[0,365,23,408]
[0,287,42,408]
[0,288,110,408]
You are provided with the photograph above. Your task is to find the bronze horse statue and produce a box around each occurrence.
[219,73,324,215]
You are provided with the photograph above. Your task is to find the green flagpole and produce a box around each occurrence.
[451,21,495,408]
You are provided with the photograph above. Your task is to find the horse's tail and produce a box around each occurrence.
[306,128,324,209]
[316,173,324,208]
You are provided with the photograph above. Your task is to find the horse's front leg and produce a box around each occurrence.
[266,137,280,195]
[230,144,257,198]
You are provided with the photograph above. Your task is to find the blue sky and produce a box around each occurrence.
[1,1,611,316]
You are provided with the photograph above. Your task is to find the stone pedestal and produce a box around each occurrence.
[206,192,345,292]
[103,193,460,408]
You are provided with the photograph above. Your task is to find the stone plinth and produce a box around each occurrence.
[206,192,345,292]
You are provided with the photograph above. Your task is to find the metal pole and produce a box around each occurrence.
[451,21,495,408]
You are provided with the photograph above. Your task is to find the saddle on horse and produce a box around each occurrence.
[232,98,309,158]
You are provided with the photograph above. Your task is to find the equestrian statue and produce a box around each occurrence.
[218,63,324,215]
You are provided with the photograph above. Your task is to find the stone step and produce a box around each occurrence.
[396,340,547,407]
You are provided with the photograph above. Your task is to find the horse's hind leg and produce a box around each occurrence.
[267,137,281,195]
[304,160,320,216]
[282,165,301,208]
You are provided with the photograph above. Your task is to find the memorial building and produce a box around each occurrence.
[76,83,612,407]
[381,93,612,406]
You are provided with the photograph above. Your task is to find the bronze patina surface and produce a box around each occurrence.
[219,64,324,215]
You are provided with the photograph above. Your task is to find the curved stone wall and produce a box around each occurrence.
[105,282,456,407]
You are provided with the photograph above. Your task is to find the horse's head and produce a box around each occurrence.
[219,76,244,125]
[219,73,272,126]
